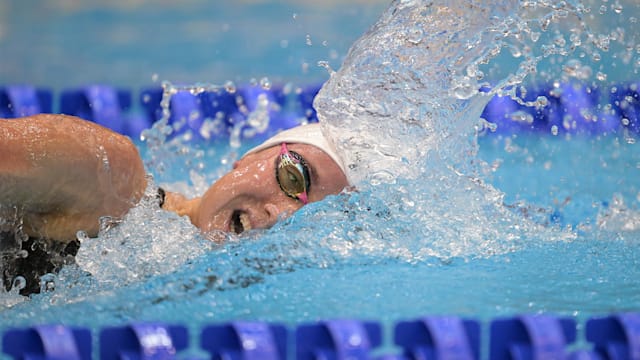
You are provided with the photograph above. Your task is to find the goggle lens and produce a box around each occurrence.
[276,143,310,204]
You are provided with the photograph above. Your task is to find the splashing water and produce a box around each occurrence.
[314,0,640,258]
[140,82,241,197]
[317,1,512,183]
[319,0,640,181]
[314,0,584,260]
[74,182,217,287]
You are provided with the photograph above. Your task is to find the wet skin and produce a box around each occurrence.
[0,114,348,242]
[0,114,147,242]
[166,143,349,236]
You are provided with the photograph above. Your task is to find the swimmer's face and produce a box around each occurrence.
[195,143,348,236]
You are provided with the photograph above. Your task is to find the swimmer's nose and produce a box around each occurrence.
[259,201,302,229]
[263,203,281,228]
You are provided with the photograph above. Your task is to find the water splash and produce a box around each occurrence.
[316,1,518,185]
[308,0,640,259]
[597,194,640,234]
[74,181,218,288]
[140,81,238,197]
[316,0,629,184]
[2,0,638,322]
[307,1,566,260]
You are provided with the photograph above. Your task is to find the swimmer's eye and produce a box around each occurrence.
[275,144,311,204]
[277,164,306,195]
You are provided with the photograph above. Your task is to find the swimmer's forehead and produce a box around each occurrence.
[243,124,347,176]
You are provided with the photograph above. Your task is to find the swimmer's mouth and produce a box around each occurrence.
[230,210,252,234]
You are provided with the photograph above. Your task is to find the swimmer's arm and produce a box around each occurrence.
[0,114,147,242]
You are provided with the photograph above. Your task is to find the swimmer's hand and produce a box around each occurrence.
[0,114,147,242]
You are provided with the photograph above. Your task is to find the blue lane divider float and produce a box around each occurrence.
[4,314,640,359]
[585,313,640,360]
[480,83,613,135]
[537,83,605,135]
[295,319,382,360]
[394,316,481,360]
[60,85,152,138]
[200,321,287,360]
[233,84,302,141]
[60,85,135,135]
[297,83,322,123]
[0,85,52,118]
[479,82,640,136]
[99,322,189,360]
[489,314,577,360]
[140,85,309,142]
[2,324,92,360]
[3,81,640,140]
[197,87,239,140]
[609,83,640,134]
[140,87,209,140]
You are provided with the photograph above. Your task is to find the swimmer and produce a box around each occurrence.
[0,114,349,295]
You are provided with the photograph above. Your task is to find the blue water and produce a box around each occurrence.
[1,1,640,356]
[480,134,640,228]
[0,1,389,90]
[1,134,638,326]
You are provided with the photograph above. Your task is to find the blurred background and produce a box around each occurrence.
[0,0,389,90]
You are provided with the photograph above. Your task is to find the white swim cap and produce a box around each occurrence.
[243,123,347,176]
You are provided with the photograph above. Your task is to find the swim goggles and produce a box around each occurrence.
[275,143,310,204]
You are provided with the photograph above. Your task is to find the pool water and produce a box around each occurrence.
[1,0,640,356]
[480,134,640,230]
[1,133,638,327]
[0,1,389,90]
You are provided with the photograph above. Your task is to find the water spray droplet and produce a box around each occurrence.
[451,76,478,100]
[318,61,334,74]
[260,77,271,90]
[224,81,236,94]
[12,276,26,291]
[563,59,592,79]
[406,26,424,45]
[554,35,566,47]
[599,5,607,15]
[531,32,541,42]
[509,45,523,58]
[511,111,535,124]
